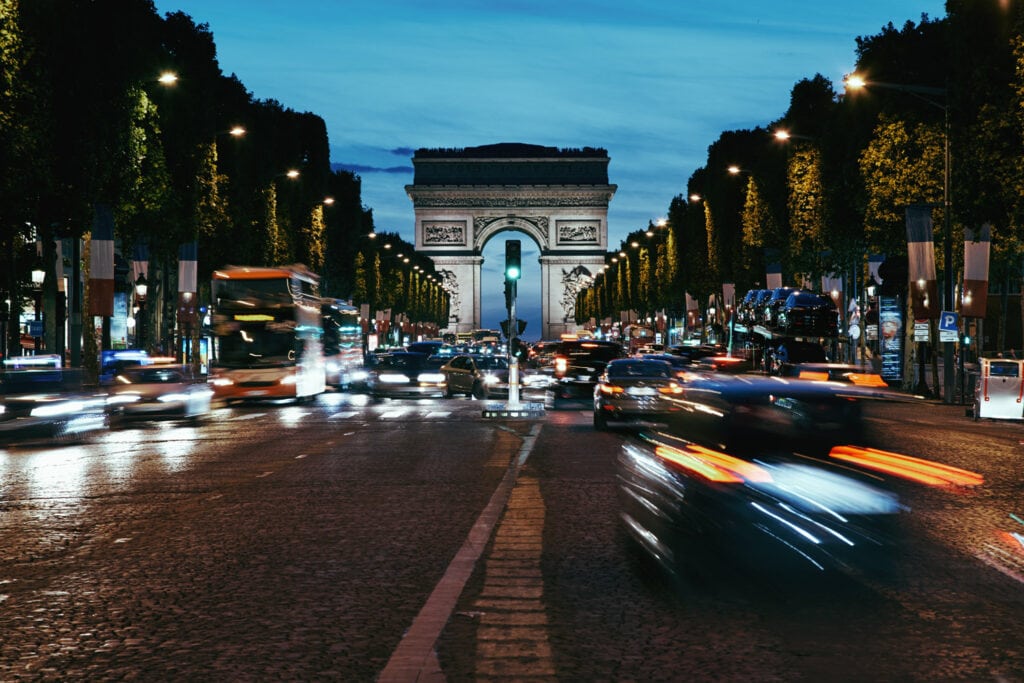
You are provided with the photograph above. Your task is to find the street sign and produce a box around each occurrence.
[939,310,958,343]
[28,320,43,337]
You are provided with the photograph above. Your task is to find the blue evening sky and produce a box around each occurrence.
[152,0,946,339]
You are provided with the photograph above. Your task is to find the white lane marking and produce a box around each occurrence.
[380,410,407,419]
[329,411,359,419]
[425,411,451,418]
[295,454,307,459]
[114,538,132,544]
[379,423,542,682]
[231,413,266,421]
[256,471,273,478]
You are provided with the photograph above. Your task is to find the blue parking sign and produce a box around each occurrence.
[939,311,958,333]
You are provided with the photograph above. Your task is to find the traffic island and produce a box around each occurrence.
[482,401,546,418]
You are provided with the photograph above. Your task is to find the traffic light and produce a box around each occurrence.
[504,240,521,280]
[504,280,513,314]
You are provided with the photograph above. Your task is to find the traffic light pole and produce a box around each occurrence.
[508,278,521,408]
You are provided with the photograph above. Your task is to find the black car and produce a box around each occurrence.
[593,358,684,430]
[762,286,799,329]
[545,339,627,409]
[616,428,904,581]
[737,288,768,326]
[365,351,448,401]
[0,365,108,445]
[776,290,840,337]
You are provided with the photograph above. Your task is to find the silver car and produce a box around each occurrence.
[441,354,510,399]
[107,364,213,424]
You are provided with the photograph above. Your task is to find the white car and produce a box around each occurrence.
[107,364,213,424]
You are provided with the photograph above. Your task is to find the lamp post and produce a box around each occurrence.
[31,260,45,354]
[134,273,148,352]
[845,75,954,402]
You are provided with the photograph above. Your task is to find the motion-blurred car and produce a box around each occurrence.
[778,363,888,387]
[616,429,904,580]
[0,362,107,444]
[660,370,906,456]
[776,290,840,337]
[545,339,627,409]
[106,364,213,424]
[366,351,447,401]
[441,354,510,399]
[593,358,684,430]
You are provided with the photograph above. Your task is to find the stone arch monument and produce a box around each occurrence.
[406,143,616,340]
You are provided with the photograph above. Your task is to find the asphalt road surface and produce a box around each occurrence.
[1,391,1022,681]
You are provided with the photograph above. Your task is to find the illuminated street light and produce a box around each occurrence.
[846,72,954,402]
[158,71,178,86]
[228,126,246,137]
[323,197,335,206]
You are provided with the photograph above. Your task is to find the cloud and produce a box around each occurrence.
[331,163,413,175]
[390,147,416,156]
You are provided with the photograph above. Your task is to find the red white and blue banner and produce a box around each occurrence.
[764,249,782,290]
[131,239,149,288]
[868,253,885,290]
[88,204,115,317]
[177,241,198,323]
[962,224,990,318]
[906,204,939,320]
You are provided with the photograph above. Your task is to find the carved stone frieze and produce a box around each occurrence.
[556,220,600,244]
[422,221,467,245]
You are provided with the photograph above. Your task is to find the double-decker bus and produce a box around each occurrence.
[321,298,364,388]
[210,265,326,403]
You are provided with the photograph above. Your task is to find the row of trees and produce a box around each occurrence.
[0,0,447,369]
[577,1,1024,354]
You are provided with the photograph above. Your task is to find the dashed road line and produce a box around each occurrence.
[379,423,542,683]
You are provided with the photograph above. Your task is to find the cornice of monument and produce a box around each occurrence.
[406,184,617,208]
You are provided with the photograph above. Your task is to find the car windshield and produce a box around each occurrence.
[474,356,508,371]
[121,368,188,384]
[608,361,671,378]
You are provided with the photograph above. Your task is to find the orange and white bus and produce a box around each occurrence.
[209,265,326,403]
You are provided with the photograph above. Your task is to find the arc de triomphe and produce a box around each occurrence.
[405,143,616,340]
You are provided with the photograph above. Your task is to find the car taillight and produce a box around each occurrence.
[554,357,568,376]
[599,384,624,395]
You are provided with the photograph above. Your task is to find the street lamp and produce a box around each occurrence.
[845,73,954,402]
[134,273,148,351]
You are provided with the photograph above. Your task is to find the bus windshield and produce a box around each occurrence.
[216,317,299,369]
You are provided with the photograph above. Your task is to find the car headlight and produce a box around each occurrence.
[326,361,340,372]
[31,400,85,418]
[158,393,191,403]
[482,374,500,385]
[351,369,369,381]
[211,376,234,387]
[280,374,298,385]
[107,393,142,405]
[417,372,446,383]
[379,373,411,383]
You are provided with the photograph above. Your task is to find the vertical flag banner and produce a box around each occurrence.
[722,283,735,310]
[962,224,991,318]
[905,204,939,320]
[765,259,782,290]
[177,241,198,322]
[54,239,65,293]
[131,239,149,287]
[868,253,885,289]
[88,204,115,316]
